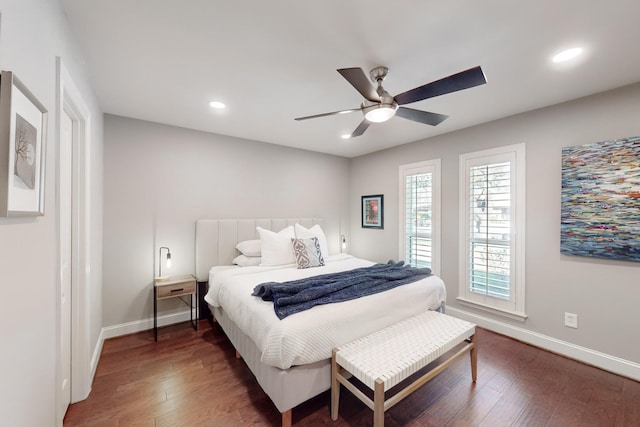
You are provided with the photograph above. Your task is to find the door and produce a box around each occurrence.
[56,59,92,426]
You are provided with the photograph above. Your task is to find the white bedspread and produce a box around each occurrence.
[204,254,446,369]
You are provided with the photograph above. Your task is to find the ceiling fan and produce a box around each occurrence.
[295,65,487,138]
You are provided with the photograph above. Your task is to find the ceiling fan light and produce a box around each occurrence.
[364,105,396,123]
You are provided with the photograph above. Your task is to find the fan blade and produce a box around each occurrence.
[337,68,380,102]
[349,119,370,138]
[396,107,449,126]
[295,108,360,121]
[394,66,487,105]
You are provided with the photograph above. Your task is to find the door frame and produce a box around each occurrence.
[55,58,92,425]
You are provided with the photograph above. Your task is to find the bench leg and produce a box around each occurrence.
[373,379,384,427]
[281,409,292,427]
[470,334,477,382]
[331,349,340,421]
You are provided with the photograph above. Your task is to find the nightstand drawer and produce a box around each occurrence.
[156,281,196,299]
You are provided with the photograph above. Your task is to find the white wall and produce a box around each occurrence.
[350,83,640,372]
[103,115,350,329]
[0,0,103,425]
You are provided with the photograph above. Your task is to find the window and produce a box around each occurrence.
[399,159,440,274]
[459,144,526,319]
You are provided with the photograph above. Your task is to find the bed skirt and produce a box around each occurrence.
[212,306,331,413]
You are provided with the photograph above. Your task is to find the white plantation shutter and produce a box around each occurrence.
[405,173,433,268]
[459,144,526,318]
[469,162,511,299]
[399,160,440,273]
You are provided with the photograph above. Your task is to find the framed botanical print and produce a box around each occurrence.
[0,71,48,216]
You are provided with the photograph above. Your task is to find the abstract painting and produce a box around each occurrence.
[561,136,640,262]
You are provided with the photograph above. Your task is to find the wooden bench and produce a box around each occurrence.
[331,310,477,427]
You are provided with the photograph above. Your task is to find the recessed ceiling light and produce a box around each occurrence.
[209,101,226,109]
[552,47,583,63]
[341,133,351,139]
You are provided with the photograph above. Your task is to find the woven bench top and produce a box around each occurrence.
[335,310,476,390]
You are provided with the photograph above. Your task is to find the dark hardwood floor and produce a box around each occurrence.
[64,318,640,426]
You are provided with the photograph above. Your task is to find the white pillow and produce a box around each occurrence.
[294,223,329,259]
[235,239,261,257]
[232,254,262,267]
[257,225,296,266]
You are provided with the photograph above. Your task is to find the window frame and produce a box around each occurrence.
[458,144,526,319]
[399,159,441,276]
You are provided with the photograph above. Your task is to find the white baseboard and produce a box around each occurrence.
[446,306,640,382]
[102,310,194,340]
[89,328,104,383]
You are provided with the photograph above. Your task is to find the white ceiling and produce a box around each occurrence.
[60,1,640,158]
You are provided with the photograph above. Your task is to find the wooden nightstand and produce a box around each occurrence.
[153,274,198,341]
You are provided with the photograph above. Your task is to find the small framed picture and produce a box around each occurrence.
[361,194,383,229]
[0,71,48,216]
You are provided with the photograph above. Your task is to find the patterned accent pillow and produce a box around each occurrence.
[291,237,325,269]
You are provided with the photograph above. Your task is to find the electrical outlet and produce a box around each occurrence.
[564,312,578,329]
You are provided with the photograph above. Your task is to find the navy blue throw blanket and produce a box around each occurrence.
[252,260,432,319]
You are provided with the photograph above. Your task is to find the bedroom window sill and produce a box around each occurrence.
[456,297,528,322]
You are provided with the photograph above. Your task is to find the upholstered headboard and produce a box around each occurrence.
[195,218,324,281]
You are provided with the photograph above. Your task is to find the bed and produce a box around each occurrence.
[195,218,446,426]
